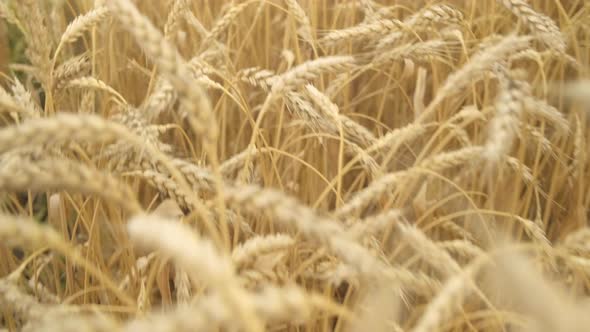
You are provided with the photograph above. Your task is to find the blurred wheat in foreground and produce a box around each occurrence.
[0,0,589,331]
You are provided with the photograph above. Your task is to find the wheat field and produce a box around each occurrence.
[0,0,589,331]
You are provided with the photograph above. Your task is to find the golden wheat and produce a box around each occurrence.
[0,1,588,331]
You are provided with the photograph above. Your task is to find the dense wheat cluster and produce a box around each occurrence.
[0,0,589,331]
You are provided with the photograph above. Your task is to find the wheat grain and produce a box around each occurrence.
[0,85,25,114]
[0,278,48,321]
[320,18,403,46]
[497,0,566,52]
[66,76,127,104]
[397,222,461,276]
[520,123,554,155]
[208,1,255,41]
[336,146,483,217]
[284,91,380,176]
[15,0,52,86]
[438,240,485,259]
[232,234,295,269]
[376,4,464,50]
[418,35,531,123]
[142,78,178,119]
[0,158,142,214]
[237,67,278,91]
[484,72,529,163]
[107,0,217,152]
[0,1,587,330]
[53,54,91,89]
[174,267,192,305]
[525,97,570,134]
[368,121,430,156]
[346,208,405,240]
[305,84,376,148]
[164,0,188,40]
[57,6,110,49]
[284,0,313,45]
[0,114,129,153]
[222,183,439,295]
[274,56,356,93]
[10,78,41,119]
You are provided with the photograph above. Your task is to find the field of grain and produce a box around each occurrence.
[0,0,589,331]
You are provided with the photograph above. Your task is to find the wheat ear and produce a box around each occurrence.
[484,72,529,164]
[0,158,142,215]
[336,146,483,217]
[127,214,264,332]
[107,0,230,248]
[417,35,531,123]
[497,0,565,52]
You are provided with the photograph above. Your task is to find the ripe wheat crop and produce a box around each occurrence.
[0,0,589,331]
